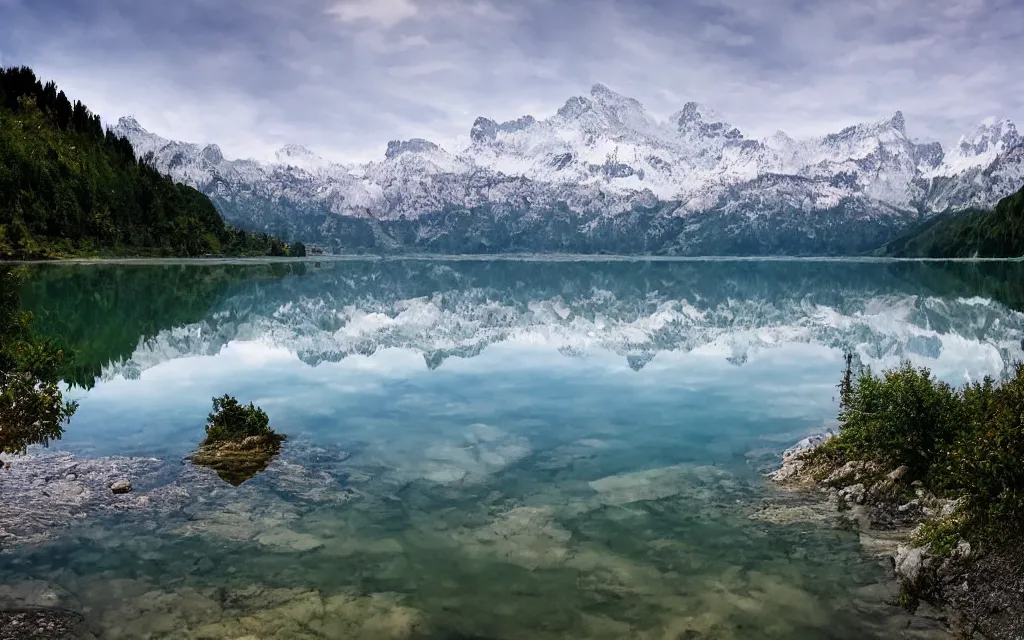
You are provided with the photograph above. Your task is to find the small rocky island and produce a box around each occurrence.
[765,356,1024,639]
[189,395,286,486]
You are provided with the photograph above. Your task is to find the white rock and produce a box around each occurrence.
[109,480,133,495]
[894,544,932,584]
[954,540,972,559]
[940,497,965,517]
[826,461,862,485]
[897,500,920,513]
[781,432,835,461]
[887,466,909,483]
[768,432,834,483]
[839,483,867,505]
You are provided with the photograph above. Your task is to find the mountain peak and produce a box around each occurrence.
[385,138,441,160]
[676,101,719,123]
[672,101,743,141]
[858,111,906,135]
[589,83,619,99]
[588,83,646,112]
[958,117,1020,157]
[202,144,224,165]
[979,116,1014,129]
[890,111,906,134]
[113,89,1024,247]
[116,116,145,132]
[278,143,317,156]
[470,115,538,143]
[275,144,325,169]
[471,117,499,143]
[556,96,593,120]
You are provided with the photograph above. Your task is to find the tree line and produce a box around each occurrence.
[878,183,1024,258]
[0,66,300,259]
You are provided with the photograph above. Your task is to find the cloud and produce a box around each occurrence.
[326,0,419,27]
[0,0,1021,162]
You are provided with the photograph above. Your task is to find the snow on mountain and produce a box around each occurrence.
[111,85,1024,255]
[275,144,334,173]
[929,118,1021,177]
[922,118,1024,212]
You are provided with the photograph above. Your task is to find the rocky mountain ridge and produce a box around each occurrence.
[113,85,1024,255]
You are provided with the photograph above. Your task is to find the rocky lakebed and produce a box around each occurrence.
[0,429,1006,639]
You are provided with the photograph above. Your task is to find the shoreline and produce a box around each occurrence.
[763,434,1024,640]
[4,254,1024,266]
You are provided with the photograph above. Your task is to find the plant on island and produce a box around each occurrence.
[203,394,279,445]
[192,394,286,486]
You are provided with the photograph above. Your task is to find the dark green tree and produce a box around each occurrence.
[204,394,276,444]
[0,66,291,259]
[880,183,1024,258]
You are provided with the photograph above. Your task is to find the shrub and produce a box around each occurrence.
[203,394,275,444]
[912,514,966,557]
[822,354,1024,547]
[946,363,1024,541]
[827,354,962,481]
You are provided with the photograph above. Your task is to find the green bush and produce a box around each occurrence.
[203,394,275,444]
[822,355,1024,546]
[828,355,962,481]
[946,364,1024,540]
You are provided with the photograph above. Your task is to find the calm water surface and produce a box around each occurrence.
[3,258,1024,639]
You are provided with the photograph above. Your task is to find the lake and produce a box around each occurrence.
[3,257,1023,639]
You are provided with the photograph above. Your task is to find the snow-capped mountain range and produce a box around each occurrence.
[114,84,1024,255]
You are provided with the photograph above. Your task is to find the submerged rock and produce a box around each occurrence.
[3,577,421,640]
[750,502,832,526]
[0,452,194,548]
[190,433,286,486]
[0,608,95,640]
[109,480,132,495]
[454,506,572,570]
[255,528,325,553]
[0,441,357,552]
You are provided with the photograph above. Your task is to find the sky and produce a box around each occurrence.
[1,0,1022,163]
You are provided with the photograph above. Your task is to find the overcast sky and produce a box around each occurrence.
[2,0,1022,162]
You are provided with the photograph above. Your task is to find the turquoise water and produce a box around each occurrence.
[3,258,1023,639]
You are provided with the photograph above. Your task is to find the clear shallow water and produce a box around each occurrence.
[3,258,1024,639]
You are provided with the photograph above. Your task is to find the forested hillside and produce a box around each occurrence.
[878,184,1024,258]
[0,66,291,259]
